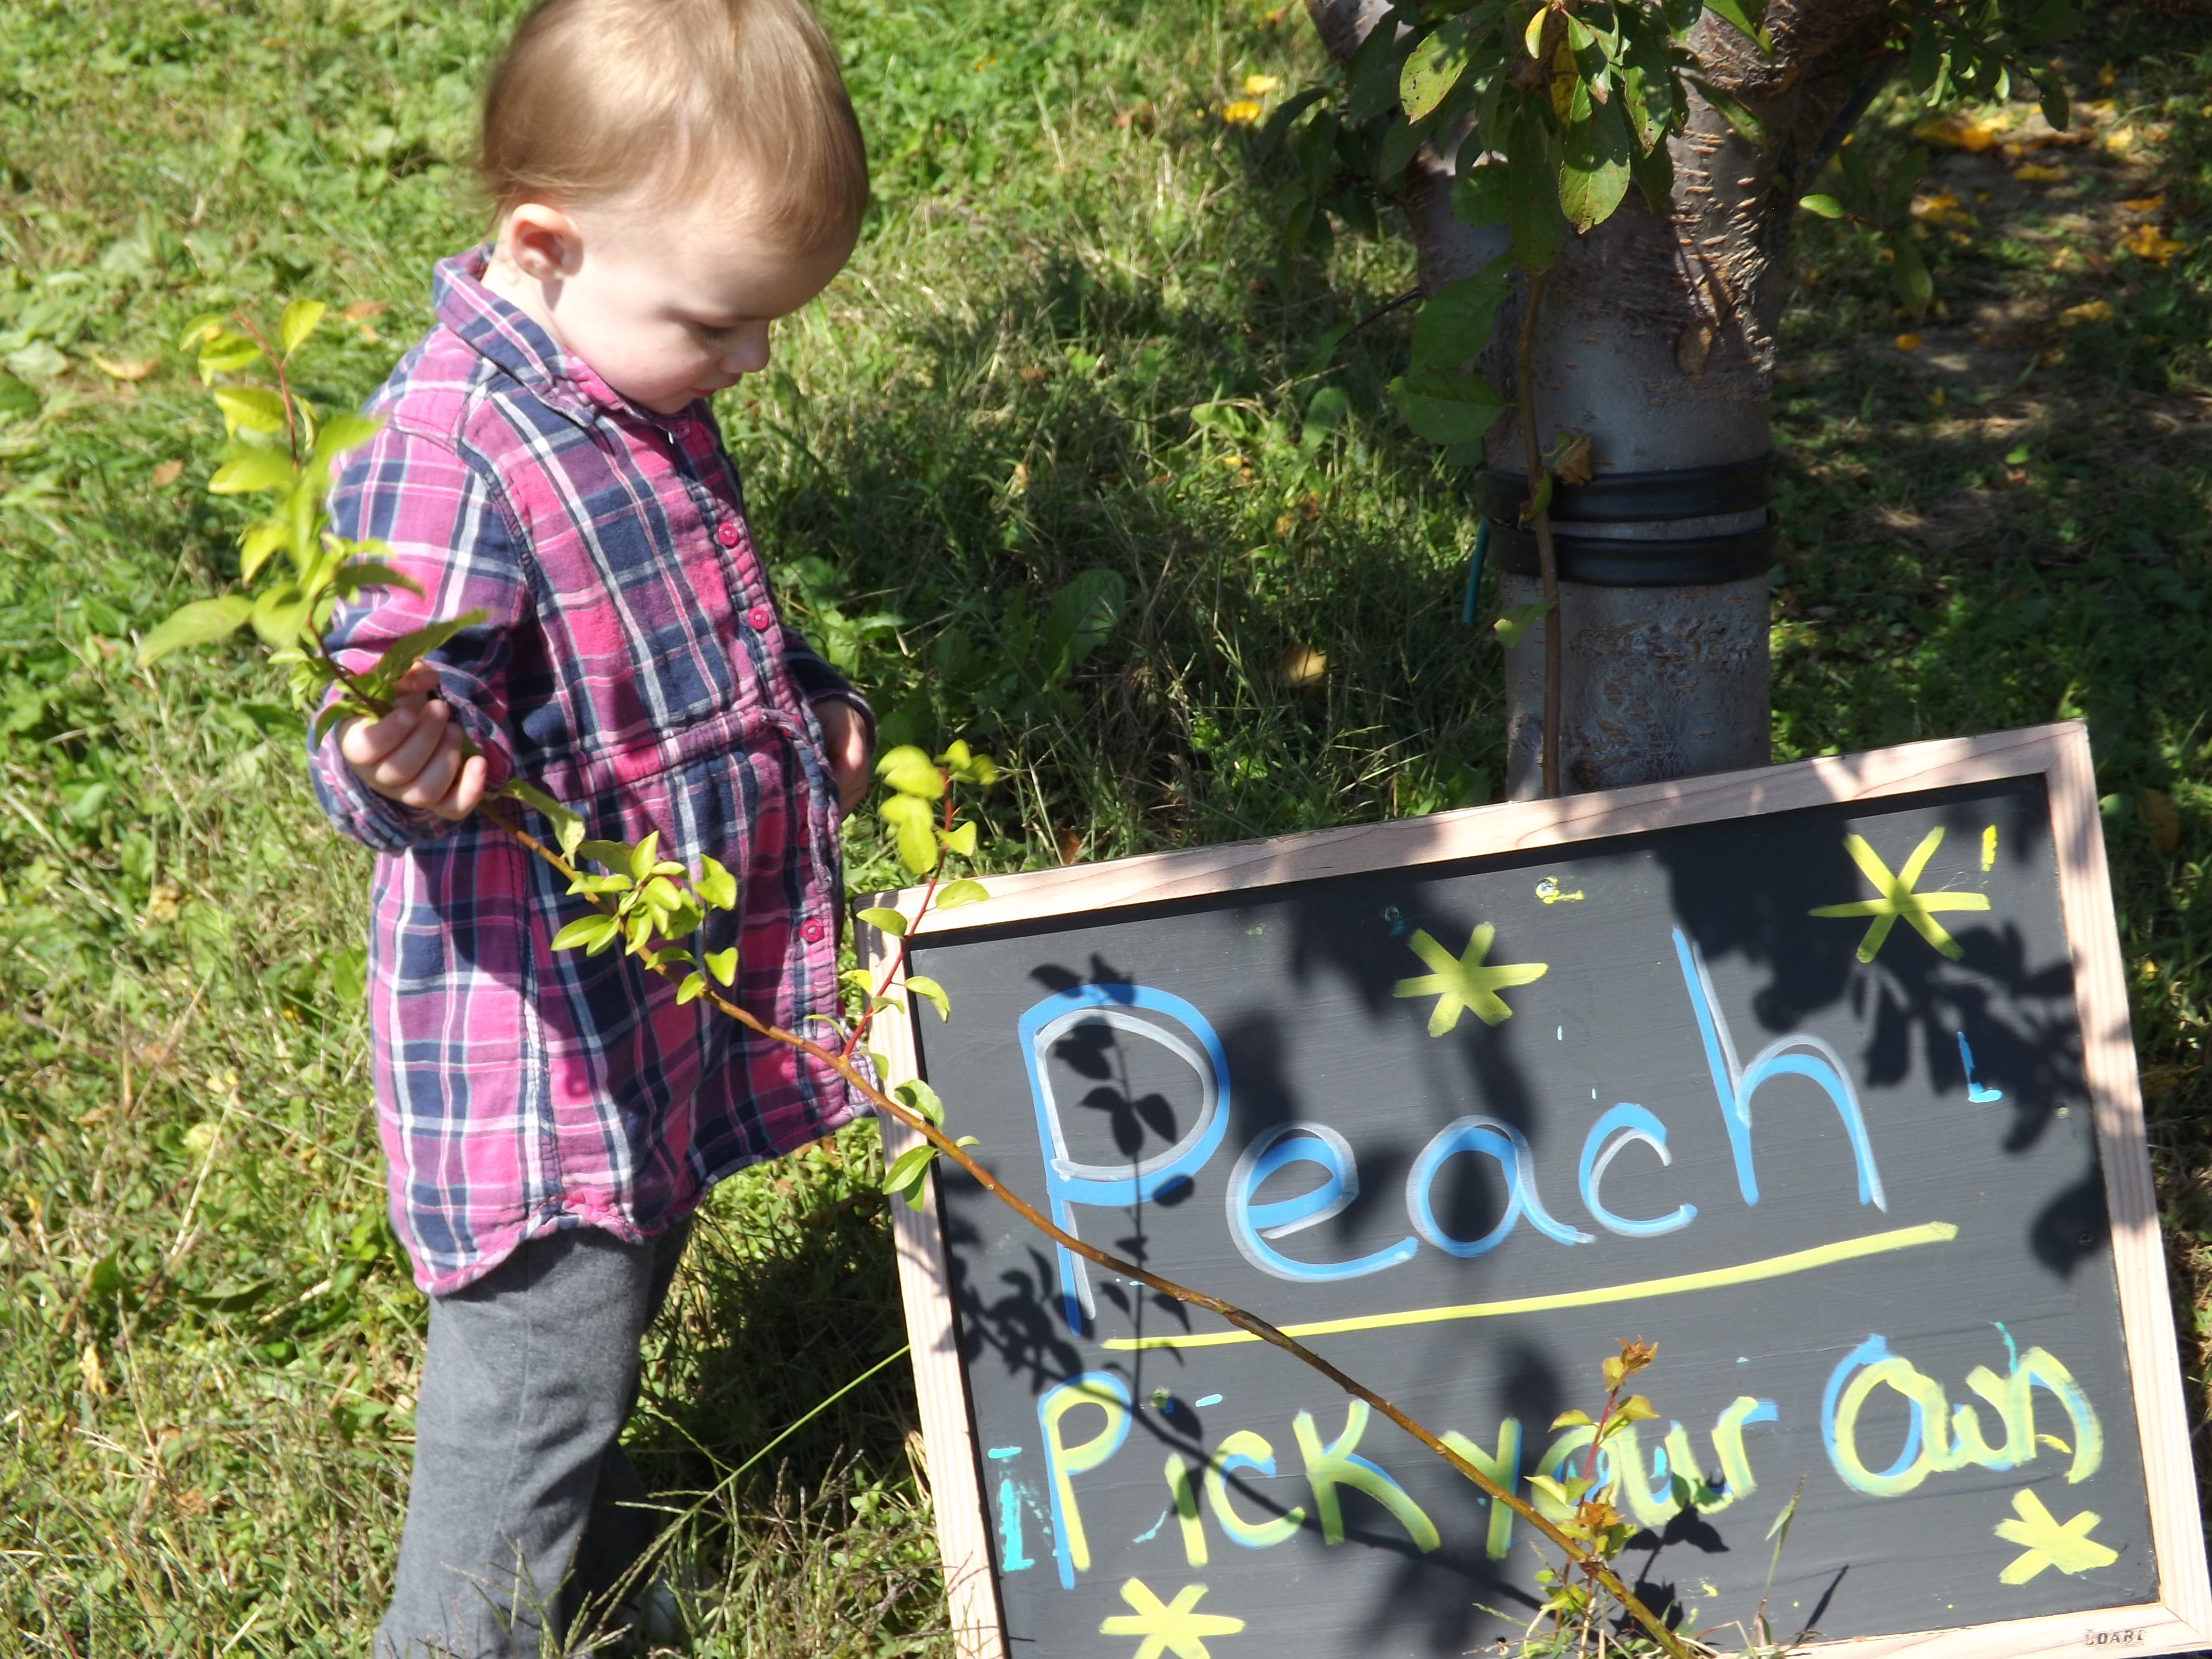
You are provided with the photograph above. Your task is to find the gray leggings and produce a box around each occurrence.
[376,1220,692,1658]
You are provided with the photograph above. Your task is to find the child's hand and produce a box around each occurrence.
[814,698,872,815]
[337,661,488,822]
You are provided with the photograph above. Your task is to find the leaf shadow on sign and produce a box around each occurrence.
[1645,780,2109,1280]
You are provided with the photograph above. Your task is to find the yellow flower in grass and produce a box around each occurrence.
[1220,99,1264,125]
[1243,73,1281,95]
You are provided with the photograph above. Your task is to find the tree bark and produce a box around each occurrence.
[1305,0,1893,794]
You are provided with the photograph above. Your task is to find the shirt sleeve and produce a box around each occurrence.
[306,420,530,855]
[781,626,875,745]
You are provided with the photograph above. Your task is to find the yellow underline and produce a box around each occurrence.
[1101,1221,1960,1352]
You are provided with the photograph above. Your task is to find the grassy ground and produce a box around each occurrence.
[2,0,2208,1653]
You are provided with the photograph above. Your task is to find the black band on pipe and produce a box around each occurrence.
[1477,457,1772,524]
[1484,515,1777,587]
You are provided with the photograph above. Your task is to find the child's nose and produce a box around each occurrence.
[719,325,771,377]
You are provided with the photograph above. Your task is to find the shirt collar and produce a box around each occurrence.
[431,245,701,430]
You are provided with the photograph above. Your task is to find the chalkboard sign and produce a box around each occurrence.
[866,725,2209,1659]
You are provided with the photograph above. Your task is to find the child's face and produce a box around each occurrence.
[489,177,853,415]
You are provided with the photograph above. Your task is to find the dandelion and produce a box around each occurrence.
[1242,73,1280,95]
[1220,99,1264,125]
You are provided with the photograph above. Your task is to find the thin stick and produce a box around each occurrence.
[474,806,1693,1659]
[1516,267,1562,799]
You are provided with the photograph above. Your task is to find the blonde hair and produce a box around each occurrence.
[479,0,868,251]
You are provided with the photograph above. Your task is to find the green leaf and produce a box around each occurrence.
[1254,87,1327,159]
[1037,568,1127,680]
[1410,269,1512,371]
[1689,76,1766,144]
[0,373,37,420]
[1306,321,1353,374]
[1377,114,1425,185]
[628,831,661,880]
[280,299,327,358]
[213,386,286,435]
[894,1078,947,1126]
[1889,234,1932,318]
[1701,0,1768,48]
[1451,159,1511,228]
[356,611,490,697]
[551,913,620,953]
[646,945,693,970]
[137,595,253,665]
[1558,99,1633,233]
[176,313,225,352]
[207,444,298,495]
[875,744,945,799]
[1507,119,1566,272]
[1389,367,1508,445]
[879,793,939,875]
[854,906,907,938]
[703,947,737,986]
[939,820,979,859]
[1300,384,1351,451]
[1493,600,1555,649]
[1400,16,1472,122]
[313,410,380,466]
[1798,193,1845,219]
[328,561,426,599]
[936,739,1002,787]
[1552,1409,1595,1428]
[196,334,262,378]
[694,855,737,911]
[677,971,707,1004]
[576,839,633,871]
[905,974,951,1021]
[237,519,289,582]
[1613,1393,1660,1423]
[566,873,633,896]
[2034,68,2070,133]
[1628,125,1674,209]
[882,1143,937,1207]
[313,697,375,745]
[249,583,312,649]
[935,879,989,909]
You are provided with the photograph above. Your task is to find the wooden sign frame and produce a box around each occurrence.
[861,723,2209,1659]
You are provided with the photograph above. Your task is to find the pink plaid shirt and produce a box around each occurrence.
[309,249,864,1293]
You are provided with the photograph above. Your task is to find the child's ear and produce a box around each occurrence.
[501,202,584,282]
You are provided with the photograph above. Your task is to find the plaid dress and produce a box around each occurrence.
[309,249,864,1294]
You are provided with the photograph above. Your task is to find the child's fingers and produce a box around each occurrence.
[390,709,465,808]
[370,697,453,794]
[431,752,489,822]
[392,659,442,694]
[338,696,427,767]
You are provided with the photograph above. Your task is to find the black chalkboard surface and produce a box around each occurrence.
[869,726,2209,1659]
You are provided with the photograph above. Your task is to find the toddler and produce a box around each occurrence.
[306,0,875,1651]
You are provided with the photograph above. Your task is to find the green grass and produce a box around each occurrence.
[3,0,2209,1652]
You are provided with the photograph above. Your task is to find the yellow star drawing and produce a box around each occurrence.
[1392,925,1549,1036]
[1809,827,1991,962]
[1994,1489,2119,1583]
[1099,1577,1245,1658]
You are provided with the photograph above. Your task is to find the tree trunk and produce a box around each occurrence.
[1305,0,1892,795]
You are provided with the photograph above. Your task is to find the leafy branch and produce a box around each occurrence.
[137,304,1696,1659]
